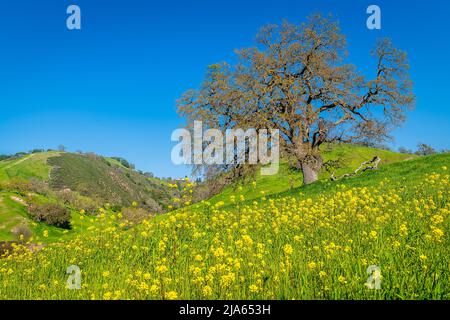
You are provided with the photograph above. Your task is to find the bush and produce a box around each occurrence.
[30,149,45,154]
[0,241,16,257]
[398,147,413,154]
[0,154,12,161]
[28,178,51,196]
[55,189,101,214]
[110,156,135,169]
[416,143,437,156]
[12,224,32,243]
[28,203,71,229]
[121,207,153,224]
[141,198,162,213]
[6,178,32,195]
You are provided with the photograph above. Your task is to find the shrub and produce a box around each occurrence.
[0,241,17,257]
[30,149,45,154]
[399,146,413,154]
[121,207,153,224]
[12,224,32,243]
[141,198,162,213]
[55,189,77,205]
[0,154,12,161]
[28,178,50,196]
[6,178,32,195]
[416,143,437,156]
[28,203,71,229]
[55,190,101,214]
[73,195,101,214]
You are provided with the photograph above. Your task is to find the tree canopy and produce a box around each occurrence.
[178,15,414,184]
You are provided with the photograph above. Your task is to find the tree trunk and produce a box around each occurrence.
[302,163,319,185]
[300,155,323,185]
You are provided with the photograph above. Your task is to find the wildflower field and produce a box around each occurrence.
[0,154,449,300]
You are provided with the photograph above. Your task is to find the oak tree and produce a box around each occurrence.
[178,15,414,185]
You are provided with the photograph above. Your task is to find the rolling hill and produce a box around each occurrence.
[0,151,176,242]
[47,153,172,209]
[0,144,418,244]
[0,149,448,299]
[208,143,415,205]
[0,145,411,243]
[0,151,174,208]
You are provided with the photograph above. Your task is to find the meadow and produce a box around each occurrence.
[0,153,448,300]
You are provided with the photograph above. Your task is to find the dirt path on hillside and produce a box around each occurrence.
[1,154,35,170]
[10,196,27,206]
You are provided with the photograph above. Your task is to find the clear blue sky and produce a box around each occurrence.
[1,0,449,178]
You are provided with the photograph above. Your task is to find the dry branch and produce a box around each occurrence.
[331,156,381,181]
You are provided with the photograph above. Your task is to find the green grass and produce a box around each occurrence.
[0,151,174,243]
[0,192,70,242]
[104,157,129,169]
[0,145,418,244]
[209,144,415,205]
[0,152,60,182]
[0,190,105,243]
[280,152,448,199]
[48,153,173,208]
[0,153,448,299]
[0,193,29,241]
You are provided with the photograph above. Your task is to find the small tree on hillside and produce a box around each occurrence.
[178,15,415,185]
[398,147,413,154]
[58,145,66,152]
[415,143,436,156]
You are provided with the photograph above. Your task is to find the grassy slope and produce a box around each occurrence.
[0,194,29,241]
[275,152,449,202]
[48,153,173,208]
[0,152,172,207]
[147,153,450,299]
[204,152,448,216]
[0,152,164,242]
[1,153,447,299]
[0,145,419,243]
[209,144,414,205]
[0,153,62,241]
[0,192,75,242]
[0,152,60,182]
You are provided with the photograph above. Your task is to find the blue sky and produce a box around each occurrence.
[0,0,449,178]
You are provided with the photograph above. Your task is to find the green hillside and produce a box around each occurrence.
[0,151,177,243]
[209,144,415,204]
[244,152,449,209]
[0,152,60,181]
[0,192,78,242]
[0,152,174,209]
[0,145,414,243]
[1,152,448,299]
[47,153,172,209]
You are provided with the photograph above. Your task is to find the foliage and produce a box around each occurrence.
[178,15,415,184]
[4,178,32,195]
[11,224,32,243]
[27,202,71,229]
[121,207,153,225]
[47,153,172,210]
[55,189,101,214]
[415,143,437,156]
[0,155,12,161]
[110,157,135,170]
